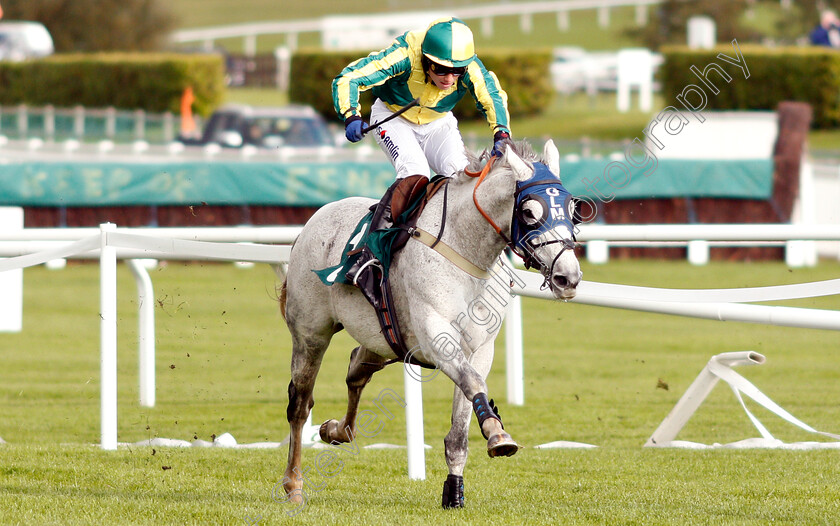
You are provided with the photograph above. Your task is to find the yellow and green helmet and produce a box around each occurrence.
[421,17,476,68]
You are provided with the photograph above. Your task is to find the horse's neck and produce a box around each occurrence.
[421,176,512,270]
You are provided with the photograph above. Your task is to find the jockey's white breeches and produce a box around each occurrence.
[371,98,469,179]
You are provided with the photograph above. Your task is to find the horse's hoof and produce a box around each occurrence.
[286,488,304,505]
[281,475,303,504]
[487,431,519,458]
[320,419,353,444]
[319,419,338,443]
[441,474,464,509]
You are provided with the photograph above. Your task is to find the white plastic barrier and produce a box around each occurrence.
[646,351,767,446]
[500,268,840,415]
[645,351,840,448]
[0,225,430,477]
[577,222,839,267]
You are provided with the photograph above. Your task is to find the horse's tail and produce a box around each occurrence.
[271,263,289,324]
[278,278,288,323]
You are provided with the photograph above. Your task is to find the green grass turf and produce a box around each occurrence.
[0,259,838,523]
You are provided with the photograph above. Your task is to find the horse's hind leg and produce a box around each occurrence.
[320,345,388,444]
[282,334,329,503]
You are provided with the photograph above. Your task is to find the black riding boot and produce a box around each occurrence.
[344,180,401,305]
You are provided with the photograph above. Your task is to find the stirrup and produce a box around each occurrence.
[351,258,383,287]
[345,249,385,309]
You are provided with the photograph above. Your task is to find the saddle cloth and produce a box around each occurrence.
[314,175,446,286]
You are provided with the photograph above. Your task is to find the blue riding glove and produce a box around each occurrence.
[344,116,367,143]
[491,130,511,157]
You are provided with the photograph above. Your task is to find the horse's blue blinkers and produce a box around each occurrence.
[511,162,576,269]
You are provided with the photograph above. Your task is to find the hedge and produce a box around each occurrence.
[289,49,552,134]
[661,44,840,129]
[0,53,226,116]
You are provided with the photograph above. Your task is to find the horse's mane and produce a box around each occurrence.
[462,140,543,179]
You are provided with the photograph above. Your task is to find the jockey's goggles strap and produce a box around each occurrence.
[410,227,490,280]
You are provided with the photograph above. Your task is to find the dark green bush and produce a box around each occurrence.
[288,51,372,123]
[289,49,552,128]
[3,0,176,52]
[0,53,225,116]
[661,45,840,128]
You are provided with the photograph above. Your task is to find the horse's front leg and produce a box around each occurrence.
[429,335,518,456]
[320,345,388,443]
[441,340,509,508]
[415,312,518,508]
[442,385,471,508]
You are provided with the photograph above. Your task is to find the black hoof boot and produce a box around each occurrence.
[441,474,464,509]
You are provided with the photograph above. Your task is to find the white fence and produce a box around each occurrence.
[0,222,839,478]
[0,136,386,163]
[172,0,663,53]
[0,105,177,144]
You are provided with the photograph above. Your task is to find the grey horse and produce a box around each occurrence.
[278,140,582,508]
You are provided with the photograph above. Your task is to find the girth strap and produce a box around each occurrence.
[409,227,490,280]
[377,277,409,358]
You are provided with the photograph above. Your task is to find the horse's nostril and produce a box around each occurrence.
[552,275,569,289]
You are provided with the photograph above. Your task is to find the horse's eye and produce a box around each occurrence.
[520,200,543,226]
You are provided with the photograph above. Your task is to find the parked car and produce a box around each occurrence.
[0,21,54,61]
[180,104,337,149]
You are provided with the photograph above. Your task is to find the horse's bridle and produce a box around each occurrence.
[465,157,577,288]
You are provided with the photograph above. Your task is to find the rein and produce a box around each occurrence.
[408,178,491,279]
[463,156,514,247]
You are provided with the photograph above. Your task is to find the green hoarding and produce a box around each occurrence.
[0,158,773,206]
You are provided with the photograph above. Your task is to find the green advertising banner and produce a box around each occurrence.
[559,158,774,200]
[0,158,773,207]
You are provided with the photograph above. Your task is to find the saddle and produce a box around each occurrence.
[350,174,448,366]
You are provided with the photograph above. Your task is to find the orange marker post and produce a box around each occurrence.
[180,86,197,137]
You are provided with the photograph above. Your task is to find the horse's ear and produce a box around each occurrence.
[543,139,561,178]
[505,144,532,181]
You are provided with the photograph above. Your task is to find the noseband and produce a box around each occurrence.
[465,157,577,288]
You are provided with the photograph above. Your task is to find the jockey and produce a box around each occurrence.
[332,17,512,285]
